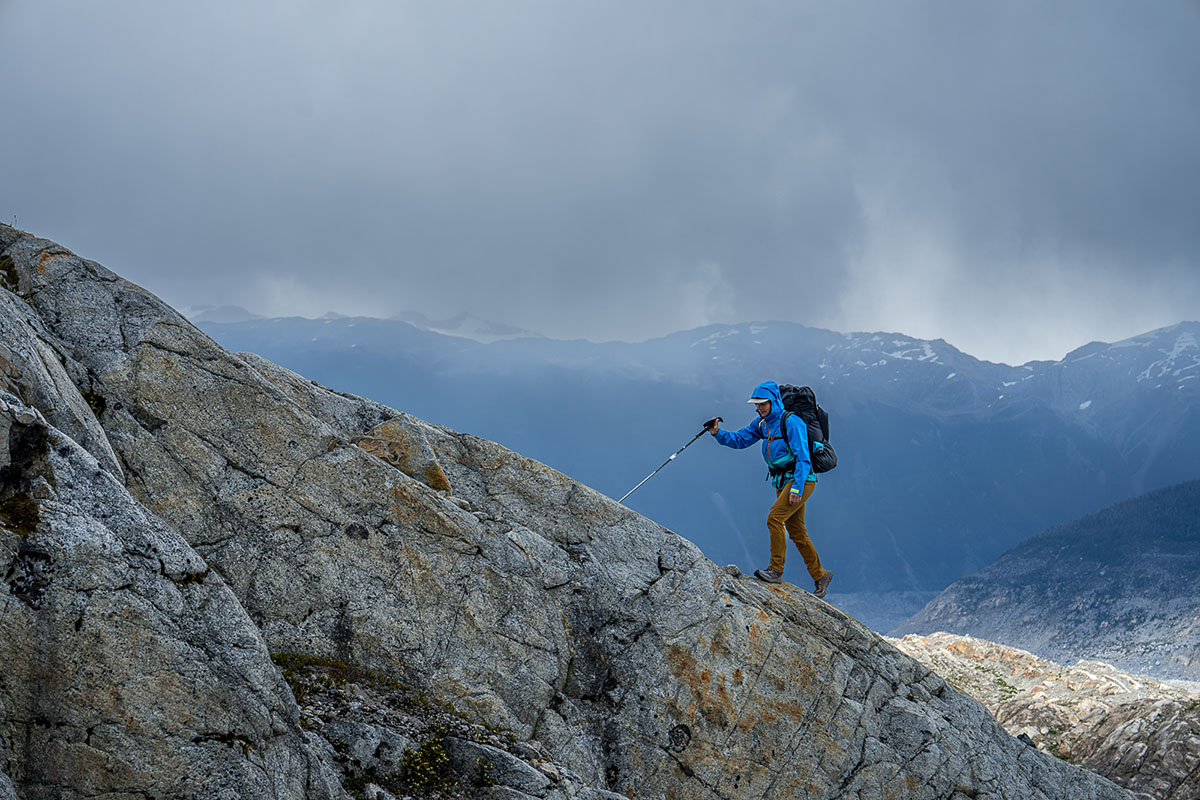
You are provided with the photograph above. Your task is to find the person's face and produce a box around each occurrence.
[755,400,771,418]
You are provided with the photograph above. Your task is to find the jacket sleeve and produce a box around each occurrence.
[785,413,812,478]
[714,418,763,449]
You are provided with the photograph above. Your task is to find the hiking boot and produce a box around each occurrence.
[813,570,833,599]
[754,568,783,584]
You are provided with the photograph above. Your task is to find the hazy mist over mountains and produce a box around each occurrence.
[197,311,1200,627]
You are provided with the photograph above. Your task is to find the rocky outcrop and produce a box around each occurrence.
[0,222,1136,798]
[0,398,344,794]
[892,633,1200,800]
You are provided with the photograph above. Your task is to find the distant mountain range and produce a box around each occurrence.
[195,312,1200,618]
[186,305,544,343]
[895,479,1200,681]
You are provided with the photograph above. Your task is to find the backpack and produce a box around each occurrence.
[777,384,838,474]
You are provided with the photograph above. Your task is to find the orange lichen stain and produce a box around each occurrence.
[389,482,418,511]
[738,706,782,729]
[728,691,817,733]
[666,645,736,729]
[666,645,698,680]
[36,251,64,275]
[396,546,430,574]
[732,669,744,687]
[773,699,809,719]
[422,463,452,491]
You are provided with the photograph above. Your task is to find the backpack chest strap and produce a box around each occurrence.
[761,412,792,447]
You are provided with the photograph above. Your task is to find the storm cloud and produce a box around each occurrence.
[3,0,1198,363]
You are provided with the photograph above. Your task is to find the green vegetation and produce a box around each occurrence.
[169,567,210,587]
[0,255,17,292]
[269,652,515,798]
[0,422,54,539]
[0,491,39,536]
[81,389,108,418]
[270,651,409,705]
[398,724,454,794]
[339,724,474,799]
[1021,479,1200,565]
[993,676,1020,698]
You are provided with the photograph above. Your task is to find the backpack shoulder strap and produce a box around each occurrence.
[779,411,791,451]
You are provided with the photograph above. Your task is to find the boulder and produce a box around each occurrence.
[444,736,552,795]
[322,718,413,777]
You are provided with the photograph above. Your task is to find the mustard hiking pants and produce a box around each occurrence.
[766,479,825,581]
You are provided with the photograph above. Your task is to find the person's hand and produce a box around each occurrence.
[704,416,722,434]
[788,491,801,506]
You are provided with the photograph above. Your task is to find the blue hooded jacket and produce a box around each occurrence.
[714,380,812,489]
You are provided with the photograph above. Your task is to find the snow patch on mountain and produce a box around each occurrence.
[883,340,941,363]
[1136,334,1200,385]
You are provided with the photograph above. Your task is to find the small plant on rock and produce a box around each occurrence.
[398,724,456,795]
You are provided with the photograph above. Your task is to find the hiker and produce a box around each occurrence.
[705,380,833,597]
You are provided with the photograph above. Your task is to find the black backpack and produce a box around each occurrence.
[777,384,838,474]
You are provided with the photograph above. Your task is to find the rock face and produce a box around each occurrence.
[891,633,1200,800]
[0,343,344,792]
[0,222,1136,798]
[895,480,1200,681]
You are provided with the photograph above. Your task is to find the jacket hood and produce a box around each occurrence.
[750,381,784,424]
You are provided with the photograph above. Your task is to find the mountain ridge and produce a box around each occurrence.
[197,310,1200,610]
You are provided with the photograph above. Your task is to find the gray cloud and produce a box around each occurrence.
[3,0,1198,364]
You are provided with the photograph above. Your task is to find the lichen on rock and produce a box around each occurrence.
[354,416,453,492]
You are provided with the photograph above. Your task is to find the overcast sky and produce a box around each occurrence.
[3,1,1198,364]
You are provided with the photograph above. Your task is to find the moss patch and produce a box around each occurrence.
[0,423,52,536]
[0,255,17,292]
[81,390,108,418]
[270,651,522,799]
[314,725,470,799]
[271,651,409,706]
[169,566,210,587]
[0,492,40,536]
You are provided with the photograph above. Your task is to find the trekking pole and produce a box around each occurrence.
[617,418,721,504]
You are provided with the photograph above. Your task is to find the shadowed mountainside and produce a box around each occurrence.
[896,480,1200,681]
